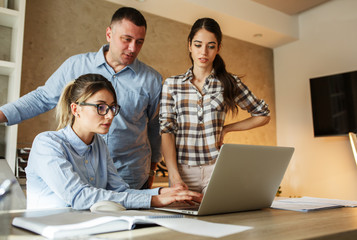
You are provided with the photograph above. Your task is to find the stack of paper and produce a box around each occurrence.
[271,196,357,212]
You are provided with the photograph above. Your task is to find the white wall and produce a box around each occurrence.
[274,0,357,199]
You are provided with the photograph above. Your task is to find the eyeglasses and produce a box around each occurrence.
[79,102,120,116]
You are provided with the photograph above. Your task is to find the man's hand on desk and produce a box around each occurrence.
[152,186,202,207]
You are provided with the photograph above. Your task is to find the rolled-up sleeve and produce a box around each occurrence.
[159,80,178,134]
[234,76,270,116]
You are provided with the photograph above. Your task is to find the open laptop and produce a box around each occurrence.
[155,144,294,216]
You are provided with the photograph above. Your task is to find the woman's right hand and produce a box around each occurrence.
[151,188,203,207]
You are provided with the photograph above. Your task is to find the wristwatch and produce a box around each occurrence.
[149,169,156,177]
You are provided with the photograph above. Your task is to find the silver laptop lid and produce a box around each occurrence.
[196,144,294,215]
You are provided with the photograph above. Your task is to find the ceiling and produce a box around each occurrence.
[251,0,331,16]
[106,0,332,48]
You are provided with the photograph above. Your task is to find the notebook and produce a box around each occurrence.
[12,210,252,239]
[155,143,294,216]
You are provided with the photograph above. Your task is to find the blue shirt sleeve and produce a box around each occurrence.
[0,57,76,125]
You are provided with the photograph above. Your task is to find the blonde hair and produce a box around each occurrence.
[56,74,117,130]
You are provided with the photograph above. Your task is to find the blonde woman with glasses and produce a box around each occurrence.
[26,74,202,210]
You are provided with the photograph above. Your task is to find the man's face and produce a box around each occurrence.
[106,19,146,67]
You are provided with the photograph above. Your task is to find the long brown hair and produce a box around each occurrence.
[188,18,240,114]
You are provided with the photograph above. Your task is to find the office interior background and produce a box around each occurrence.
[3,0,357,200]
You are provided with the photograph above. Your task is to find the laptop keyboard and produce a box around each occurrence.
[165,202,200,211]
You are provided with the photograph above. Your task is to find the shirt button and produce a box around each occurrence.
[85,160,88,164]
[90,177,94,181]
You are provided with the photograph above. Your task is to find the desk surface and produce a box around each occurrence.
[3,207,357,240]
[0,159,26,212]
[1,158,356,239]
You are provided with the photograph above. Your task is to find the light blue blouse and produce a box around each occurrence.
[25,126,159,210]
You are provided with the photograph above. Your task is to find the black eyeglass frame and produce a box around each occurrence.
[78,102,120,116]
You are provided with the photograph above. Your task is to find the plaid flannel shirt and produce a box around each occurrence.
[159,68,270,165]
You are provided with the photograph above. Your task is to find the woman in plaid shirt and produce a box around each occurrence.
[159,18,271,193]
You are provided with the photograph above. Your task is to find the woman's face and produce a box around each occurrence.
[72,89,116,142]
[189,28,220,70]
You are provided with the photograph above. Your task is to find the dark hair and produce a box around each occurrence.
[188,18,240,114]
[111,7,147,29]
[56,74,117,130]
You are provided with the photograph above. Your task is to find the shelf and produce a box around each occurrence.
[0,0,26,173]
[0,60,15,75]
[0,7,19,28]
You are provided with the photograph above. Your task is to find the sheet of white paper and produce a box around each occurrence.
[271,196,357,212]
[271,201,342,212]
[148,217,252,238]
[295,197,357,207]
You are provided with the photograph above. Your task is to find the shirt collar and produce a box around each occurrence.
[125,58,140,76]
[182,67,216,82]
[63,125,95,156]
[94,45,108,68]
[182,67,194,82]
[95,44,139,76]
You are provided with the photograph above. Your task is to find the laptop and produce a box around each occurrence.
[155,143,294,216]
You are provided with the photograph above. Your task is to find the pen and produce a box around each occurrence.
[0,179,16,199]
